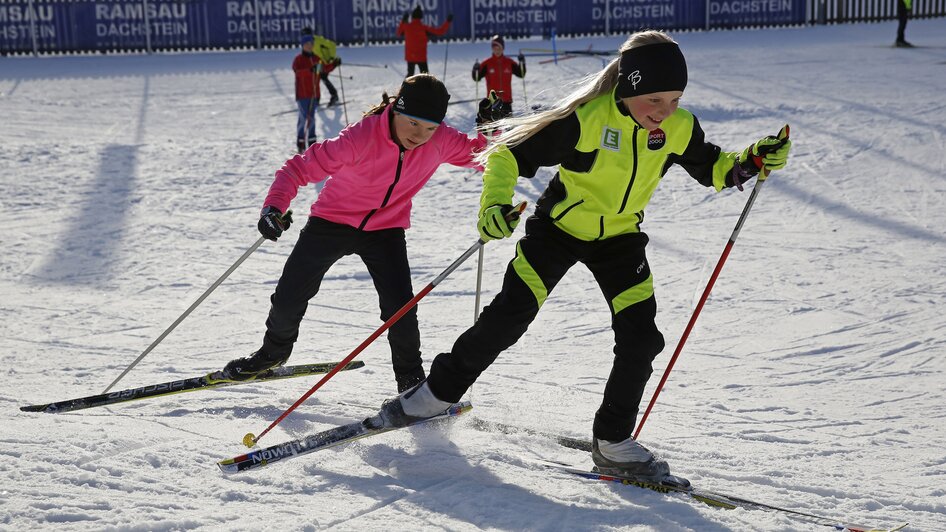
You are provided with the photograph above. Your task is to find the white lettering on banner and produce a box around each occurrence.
[0,5,55,23]
[474,10,556,24]
[227,18,316,34]
[224,0,320,18]
[592,4,674,20]
[0,24,57,40]
[95,21,189,37]
[710,0,792,15]
[354,0,436,13]
[352,14,413,30]
[473,0,556,8]
[95,3,188,21]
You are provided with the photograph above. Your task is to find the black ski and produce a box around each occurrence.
[20,361,365,414]
[543,461,907,532]
[218,401,472,474]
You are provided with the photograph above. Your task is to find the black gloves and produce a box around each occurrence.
[472,61,481,81]
[447,13,454,22]
[333,57,341,66]
[258,207,293,241]
[518,53,525,63]
[401,13,409,23]
[476,90,503,125]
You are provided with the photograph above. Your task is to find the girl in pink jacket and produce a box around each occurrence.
[220,75,487,391]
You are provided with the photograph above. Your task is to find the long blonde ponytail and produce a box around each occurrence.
[475,30,676,165]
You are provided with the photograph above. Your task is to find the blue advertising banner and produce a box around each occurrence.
[220,0,341,48]
[350,0,454,45]
[1,0,810,55]
[708,0,805,27]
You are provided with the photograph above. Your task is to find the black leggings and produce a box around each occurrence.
[406,62,429,76]
[897,1,909,42]
[428,215,665,441]
[260,217,423,383]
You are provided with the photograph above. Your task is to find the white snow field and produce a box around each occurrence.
[1,18,945,532]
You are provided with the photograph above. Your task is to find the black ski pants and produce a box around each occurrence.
[428,214,665,442]
[261,217,423,387]
[896,1,909,42]
[406,62,429,76]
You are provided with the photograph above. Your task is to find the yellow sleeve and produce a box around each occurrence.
[479,146,520,215]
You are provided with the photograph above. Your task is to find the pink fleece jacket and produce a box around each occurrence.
[264,105,486,231]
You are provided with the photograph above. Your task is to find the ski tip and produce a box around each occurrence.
[20,404,50,413]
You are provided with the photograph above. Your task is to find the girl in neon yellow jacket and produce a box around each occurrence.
[376,30,792,479]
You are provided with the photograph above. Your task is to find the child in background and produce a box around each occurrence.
[293,33,336,153]
[472,35,526,123]
[396,6,453,76]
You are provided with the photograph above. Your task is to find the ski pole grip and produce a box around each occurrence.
[506,201,527,222]
[751,124,790,180]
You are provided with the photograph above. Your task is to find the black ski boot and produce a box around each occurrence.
[220,351,290,382]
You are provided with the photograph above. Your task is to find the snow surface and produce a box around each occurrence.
[2,19,945,532]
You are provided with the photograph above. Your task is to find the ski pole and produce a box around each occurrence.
[443,40,449,81]
[243,202,528,447]
[341,62,387,69]
[474,246,484,322]
[634,125,790,439]
[102,212,290,394]
[338,63,349,124]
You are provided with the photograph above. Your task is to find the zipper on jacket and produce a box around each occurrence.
[617,126,640,214]
[358,148,405,230]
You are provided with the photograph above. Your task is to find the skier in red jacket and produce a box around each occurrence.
[293,34,337,153]
[472,35,526,122]
[396,6,453,76]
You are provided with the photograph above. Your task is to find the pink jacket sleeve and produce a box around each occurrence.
[263,123,361,212]
[440,126,488,171]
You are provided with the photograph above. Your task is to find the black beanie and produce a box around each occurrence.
[616,42,688,98]
[491,35,505,49]
[393,75,451,124]
[411,6,423,19]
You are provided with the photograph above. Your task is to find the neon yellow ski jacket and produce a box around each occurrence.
[480,88,743,241]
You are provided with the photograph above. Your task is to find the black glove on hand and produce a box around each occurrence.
[258,206,293,241]
[401,13,409,23]
[333,57,341,66]
[518,53,525,64]
[476,90,503,125]
[446,13,454,22]
[471,61,481,81]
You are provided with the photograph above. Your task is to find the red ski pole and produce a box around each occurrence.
[634,125,790,439]
[243,202,527,447]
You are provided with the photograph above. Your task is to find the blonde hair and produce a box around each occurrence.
[475,30,676,165]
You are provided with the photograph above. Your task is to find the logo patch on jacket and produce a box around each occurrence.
[601,127,621,152]
[647,128,666,151]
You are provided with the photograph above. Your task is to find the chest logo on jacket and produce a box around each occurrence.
[647,128,666,150]
[601,127,622,152]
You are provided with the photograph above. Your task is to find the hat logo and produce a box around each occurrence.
[397,97,405,108]
[627,70,641,90]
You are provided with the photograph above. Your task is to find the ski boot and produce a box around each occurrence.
[377,380,452,428]
[592,437,674,480]
[214,351,290,382]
